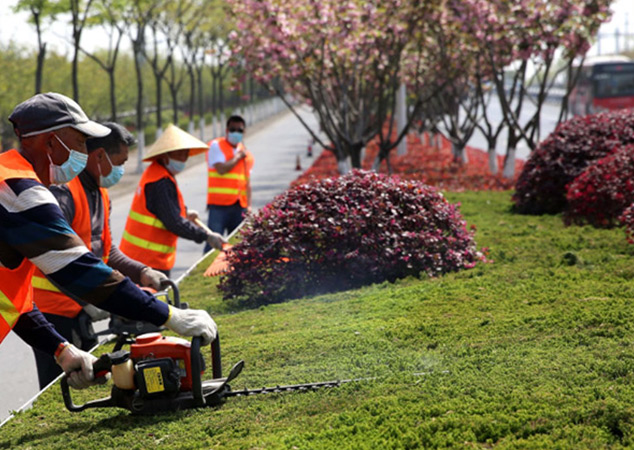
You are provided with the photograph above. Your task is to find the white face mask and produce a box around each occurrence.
[166,158,186,174]
[48,134,88,184]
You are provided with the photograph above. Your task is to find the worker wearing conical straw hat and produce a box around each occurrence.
[120,124,226,276]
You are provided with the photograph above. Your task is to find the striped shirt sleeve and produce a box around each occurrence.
[0,177,169,326]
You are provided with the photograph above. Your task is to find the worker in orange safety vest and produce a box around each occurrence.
[120,124,226,276]
[1,93,219,391]
[204,115,254,252]
[31,122,170,389]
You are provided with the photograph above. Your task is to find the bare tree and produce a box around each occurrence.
[14,0,58,94]
[79,0,127,120]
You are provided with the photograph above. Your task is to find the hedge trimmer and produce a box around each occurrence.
[61,332,359,415]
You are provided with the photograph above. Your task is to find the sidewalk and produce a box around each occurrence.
[0,103,324,424]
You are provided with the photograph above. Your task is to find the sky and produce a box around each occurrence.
[0,0,633,55]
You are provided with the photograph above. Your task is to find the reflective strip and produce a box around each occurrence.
[0,290,20,328]
[129,210,166,230]
[209,172,245,180]
[208,187,241,195]
[31,275,61,293]
[122,230,175,254]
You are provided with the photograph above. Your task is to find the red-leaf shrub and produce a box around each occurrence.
[293,132,524,191]
[620,203,634,243]
[219,170,484,306]
[565,145,634,227]
[513,109,634,214]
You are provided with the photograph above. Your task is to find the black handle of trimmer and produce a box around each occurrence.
[61,354,114,412]
[159,278,182,309]
[190,335,223,406]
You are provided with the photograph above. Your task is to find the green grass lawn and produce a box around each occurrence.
[2,190,634,449]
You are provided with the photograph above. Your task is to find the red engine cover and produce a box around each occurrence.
[130,333,201,391]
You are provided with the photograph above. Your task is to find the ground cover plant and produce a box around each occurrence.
[565,145,634,228]
[621,203,634,244]
[292,132,525,191]
[219,170,484,306]
[513,109,634,215]
[2,191,634,449]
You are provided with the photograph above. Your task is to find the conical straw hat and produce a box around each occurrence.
[143,124,209,161]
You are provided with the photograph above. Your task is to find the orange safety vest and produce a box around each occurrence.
[32,176,112,318]
[0,150,37,344]
[206,137,254,207]
[119,161,185,271]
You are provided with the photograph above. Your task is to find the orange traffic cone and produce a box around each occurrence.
[295,155,302,171]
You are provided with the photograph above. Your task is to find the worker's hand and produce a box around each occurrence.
[56,344,110,389]
[83,304,109,322]
[235,149,247,161]
[164,306,218,345]
[187,209,199,222]
[206,231,227,250]
[140,267,168,290]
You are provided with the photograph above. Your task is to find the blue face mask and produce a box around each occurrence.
[227,131,243,145]
[166,158,186,174]
[49,134,88,184]
[99,152,125,188]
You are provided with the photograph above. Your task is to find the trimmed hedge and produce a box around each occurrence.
[565,145,634,228]
[218,170,484,306]
[513,110,634,214]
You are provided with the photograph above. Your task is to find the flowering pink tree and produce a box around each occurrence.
[447,0,612,177]
[227,0,443,172]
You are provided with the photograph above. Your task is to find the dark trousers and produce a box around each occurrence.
[32,312,97,389]
[204,201,245,253]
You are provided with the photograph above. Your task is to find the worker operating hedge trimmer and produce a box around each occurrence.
[0,92,218,390]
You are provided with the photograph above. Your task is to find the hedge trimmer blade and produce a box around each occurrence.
[224,378,365,397]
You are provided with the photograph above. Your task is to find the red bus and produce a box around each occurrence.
[569,56,634,116]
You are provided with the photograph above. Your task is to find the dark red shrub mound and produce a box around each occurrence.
[513,109,634,214]
[620,203,634,243]
[219,170,484,306]
[565,145,634,228]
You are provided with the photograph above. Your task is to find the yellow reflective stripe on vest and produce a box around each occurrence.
[122,230,175,254]
[129,210,167,230]
[0,290,20,328]
[208,187,242,195]
[32,275,61,293]
[208,172,245,180]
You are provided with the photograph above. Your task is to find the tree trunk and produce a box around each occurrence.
[197,67,205,140]
[503,147,516,178]
[188,68,195,121]
[134,46,145,174]
[337,158,351,174]
[452,142,468,164]
[171,85,178,124]
[109,69,117,121]
[155,73,163,132]
[349,142,364,169]
[488,149,499,175]
[33,10,45,94]
[72,44,80,102]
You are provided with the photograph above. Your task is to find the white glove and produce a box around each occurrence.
[206,232,227,250]
[140,267,168,290]
[187,209,199,222]
[83,304,110,322]
[55,343,109,389]
[164,306,218,346]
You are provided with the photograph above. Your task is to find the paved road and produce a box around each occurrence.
[0,104,323,423]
